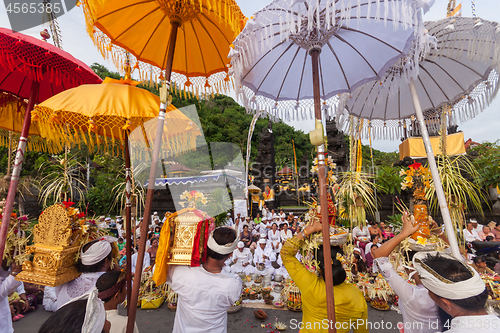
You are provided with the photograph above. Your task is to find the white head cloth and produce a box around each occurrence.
[237,241,244,248]
[62,287,105,333]
[207,227,239,255]
[413,251,485,300]
[81,236,118,266]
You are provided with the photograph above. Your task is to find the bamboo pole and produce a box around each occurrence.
[310,47,336,333]
[409,78,461,259]
[126,19,180,333]
[0,81,40,261]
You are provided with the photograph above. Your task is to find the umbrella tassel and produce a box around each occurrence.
[357,0,361,29]
[375,0,381,22]
[367,0,371,21]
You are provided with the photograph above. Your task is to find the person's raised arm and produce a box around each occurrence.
[372,212,419,259]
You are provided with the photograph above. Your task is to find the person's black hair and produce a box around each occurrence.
[422,253,488,310]
[154,227,161,232]
[485,235,494,241]
[207,227,237,260]
[370,244,378,250]
[317,245,346,286]
[243,224,249,230]
[370,221,377,226]
[118,237,123,242]
[354,253,367,273]
[281,223,288,227]
[370,234,379,242]
[496,222,500,227]
[76,240,113,273]
[473,256,485,265]
[38,300,90,333]
[96,271,123,303]
[272,223,278,227]
[402,250,417,263]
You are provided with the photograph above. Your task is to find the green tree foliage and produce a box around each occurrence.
[90,63,121,80]
[136,80,313,168]
[376,166,402,195]
[469,141,500,189]
[86,153,124,216]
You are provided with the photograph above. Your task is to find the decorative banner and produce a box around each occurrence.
[245,110,263,199]
[233,199,247,218]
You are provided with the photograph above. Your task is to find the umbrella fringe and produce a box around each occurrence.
[343,68,499,140]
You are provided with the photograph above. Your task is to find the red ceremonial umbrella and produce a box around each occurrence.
[0,28,102,260]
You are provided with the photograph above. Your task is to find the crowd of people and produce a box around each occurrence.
[1,206,499,333]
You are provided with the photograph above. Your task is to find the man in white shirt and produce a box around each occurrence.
[471,219,483,233]
[131,249,150,274]
[224,213,233,226]
[373,212,443,333]
[258,217,269,239]
[253,239,276,276]
[231,242,255,275]
[463,221,481,243]
[168,227,241,333]
[278,210,286,219]
[261,205,268,220]
[414,251,499,333]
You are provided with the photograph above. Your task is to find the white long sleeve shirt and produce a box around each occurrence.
[253,246,276,267]
[463,229,481,243]
[374,257,441,333]
[231,248,252,267]
[0,269,21,333]
[167,265,241,333]
[131,252,150,274]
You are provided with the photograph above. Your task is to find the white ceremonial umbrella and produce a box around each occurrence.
[229,1,430,331]
[340,16,500,259]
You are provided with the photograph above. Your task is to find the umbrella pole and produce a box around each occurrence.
[124,133,132,314]
[0,81,40,261]
[126,20,180,333]
[409,78,461,259]
[311,48,336,333]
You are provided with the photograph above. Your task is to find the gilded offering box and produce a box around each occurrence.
[16,204,81,287]
[166,208,208,266]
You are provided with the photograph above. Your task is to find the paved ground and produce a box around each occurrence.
[15,303,404,332]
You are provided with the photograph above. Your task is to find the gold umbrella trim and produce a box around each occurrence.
[80,0,246,95]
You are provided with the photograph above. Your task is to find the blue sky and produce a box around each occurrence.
[1,0,499,152]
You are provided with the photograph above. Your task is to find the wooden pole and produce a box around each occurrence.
[310,48,336,333]
[0,81,40,261]
[126,19,180,333]
[124,132,132,314]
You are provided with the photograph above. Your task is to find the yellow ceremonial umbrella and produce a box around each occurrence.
[0,93,62,154]
[81,0,246,95]
[32,77,201,155]
[31,76,201,308]
[80,3,245,326]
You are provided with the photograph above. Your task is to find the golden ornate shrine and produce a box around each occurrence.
[165,208,207,266]
[16,204,82,287]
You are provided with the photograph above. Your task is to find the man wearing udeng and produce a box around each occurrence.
[167,227,241,333]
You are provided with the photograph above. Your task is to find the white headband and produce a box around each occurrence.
[62,287,105,333]
[207,227,239,255]
[413,251,485,300]
[81,236,117,266]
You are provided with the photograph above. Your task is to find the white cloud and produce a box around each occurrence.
[1,1,499,153]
